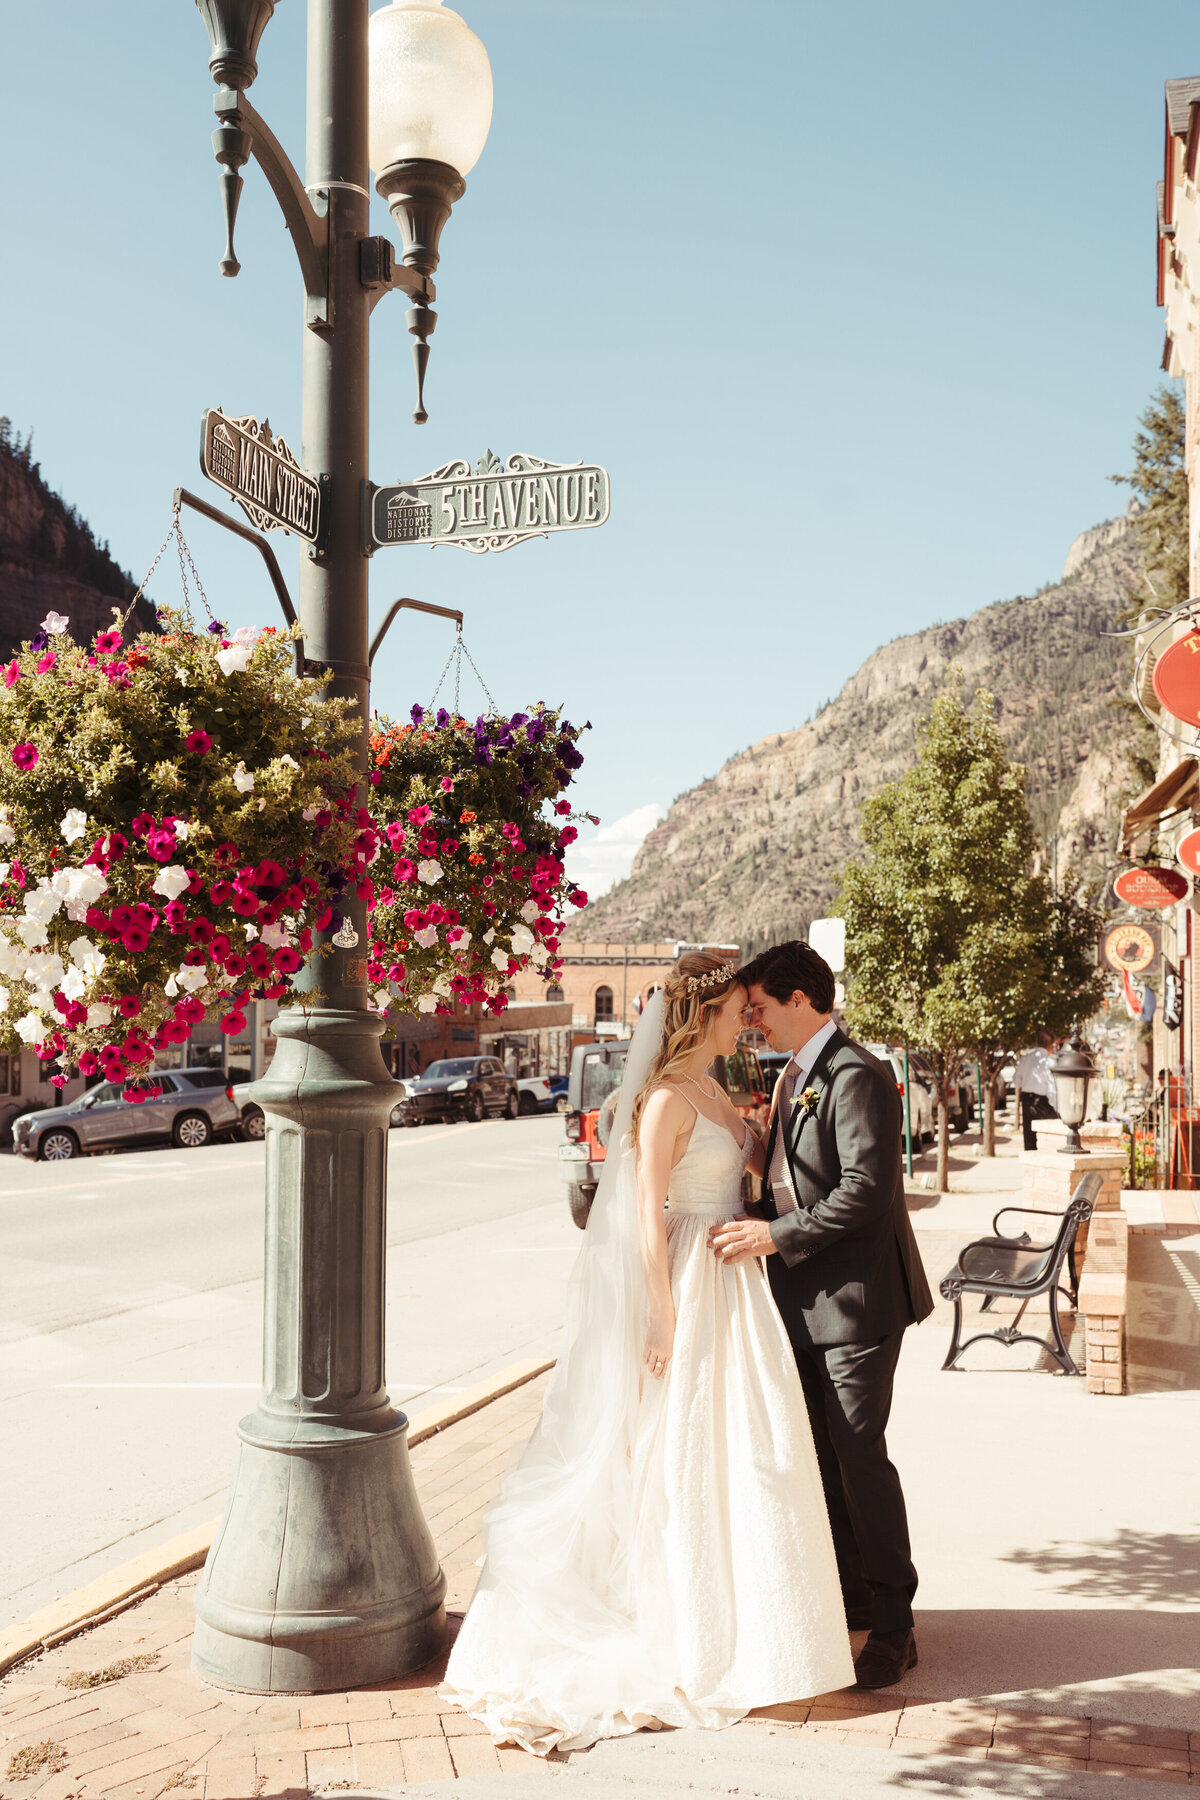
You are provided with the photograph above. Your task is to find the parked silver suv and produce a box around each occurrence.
[13,1068,242,1161]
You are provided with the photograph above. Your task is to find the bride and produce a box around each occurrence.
[440,952,855,1754]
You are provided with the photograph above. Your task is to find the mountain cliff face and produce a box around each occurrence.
[583,527,1152,955]
[0,421,156,659]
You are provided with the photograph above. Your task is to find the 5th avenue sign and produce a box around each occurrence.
[201,409,322,545]
[369,450,610,554]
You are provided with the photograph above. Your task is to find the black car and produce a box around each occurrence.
[399,1055,519,1126]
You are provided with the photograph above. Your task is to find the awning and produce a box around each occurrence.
[1119,757,1199,853]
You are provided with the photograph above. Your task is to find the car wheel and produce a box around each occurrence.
[568,1184,594,1230]
[39,1129,79,1162]
[505,1092,520,1119]
[241,1107,266,1141]
[174,1112,213,1149]
[404,1111,422,1127]
[517,1091,538,1116]
[467,1092,485,1123]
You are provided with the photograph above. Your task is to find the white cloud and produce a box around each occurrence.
[563,802,667,899]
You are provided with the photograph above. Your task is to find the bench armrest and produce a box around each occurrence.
[991,1204,1072,1240]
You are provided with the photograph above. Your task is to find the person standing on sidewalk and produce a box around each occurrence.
[710,941,933,1691]
[1014,1031,1058,1152]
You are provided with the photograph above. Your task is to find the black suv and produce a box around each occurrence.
[399,1055,519,1126]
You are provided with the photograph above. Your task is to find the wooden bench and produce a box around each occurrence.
[939,1172,1101,1376]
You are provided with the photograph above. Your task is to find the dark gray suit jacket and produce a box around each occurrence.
[760,1028,934,1349]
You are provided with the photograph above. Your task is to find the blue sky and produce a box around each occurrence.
[0,2,1193,894]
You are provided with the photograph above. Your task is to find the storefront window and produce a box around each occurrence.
[595,986,614,1020]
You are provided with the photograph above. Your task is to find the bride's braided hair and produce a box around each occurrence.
[629,951,743,1148]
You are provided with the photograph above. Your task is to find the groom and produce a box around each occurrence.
[709,940,933,1690]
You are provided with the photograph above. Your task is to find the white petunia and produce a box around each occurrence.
[60,965,87,1001]
[510,925,535,958]
[60,808,88,844]
[52,866,107,920]
[417,994,438,1014]
[216,642,253,676]
[416,859,443,885]
[257,798,266,812]
[17,918,49,948]
[41,611,69,635]
[531,943,549,966]
[0,821,13,847]
[232,625,261,646]
[15,1011,46,1045]
[87,1002,113,1027]
[177,965,208,993]
[260,921,292,949]
[372,988,393,1012]
[151,865,191,902]
[173,819,189,841]
[414,925,439,949]
[243,922,259,941]
[24,882,62,926]
[482,927,496,946]
[490,947,509,972]
[233,762,255,793]
[454,928,472,948]
[28,954,66,993]
[0,940,28,978]
[164,975,179,997]
[300,716,312,729]
[278,754,300,771]
[520,900,539,923]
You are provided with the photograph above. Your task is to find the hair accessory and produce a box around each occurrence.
[682,962,737,996]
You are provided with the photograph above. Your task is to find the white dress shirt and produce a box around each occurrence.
[1014,1046,1055,1101]
[768,1019,838,1216]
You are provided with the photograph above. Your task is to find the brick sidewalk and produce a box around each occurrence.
[2,1371,1197,1798]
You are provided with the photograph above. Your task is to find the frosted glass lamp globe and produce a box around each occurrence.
[368,0,493,181]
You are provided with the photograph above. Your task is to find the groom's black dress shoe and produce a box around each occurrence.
[853,1628,918,1690]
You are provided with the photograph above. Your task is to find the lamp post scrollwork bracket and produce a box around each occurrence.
[211,88,332,331]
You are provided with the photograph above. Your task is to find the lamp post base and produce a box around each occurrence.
[193,1419,445,1693]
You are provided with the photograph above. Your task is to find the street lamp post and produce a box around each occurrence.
[188,0,491,1694]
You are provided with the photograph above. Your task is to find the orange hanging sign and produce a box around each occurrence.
[1177,827,1200,875]
[1152,628,1200,725]
[1113,865,1189,908]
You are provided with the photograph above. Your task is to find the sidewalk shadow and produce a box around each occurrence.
[1127,1237,1200,1393]
[1002,1525,1200,1606]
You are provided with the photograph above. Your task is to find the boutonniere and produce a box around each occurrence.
[791,1085,821,1120]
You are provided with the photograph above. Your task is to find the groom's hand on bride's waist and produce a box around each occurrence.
[708,1219,777,1263]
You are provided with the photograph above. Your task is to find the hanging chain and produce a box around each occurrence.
[426,631,459,714]
[426,626,497,719]
[120,503,216,632]
[457,633,496,714]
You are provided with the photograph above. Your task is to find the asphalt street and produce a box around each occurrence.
[0,1112,576,1629]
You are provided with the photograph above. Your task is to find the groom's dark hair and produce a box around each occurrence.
[740,940,836,1015]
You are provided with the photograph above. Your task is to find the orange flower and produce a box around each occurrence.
[460,809,477,824]
[468,853,485,865]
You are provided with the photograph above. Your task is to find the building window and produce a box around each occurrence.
[594,986,614,1020]
[546,984,564,1002]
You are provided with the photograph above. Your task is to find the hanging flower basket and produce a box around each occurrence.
[0,609,362,1086]
[366,702,590,1017]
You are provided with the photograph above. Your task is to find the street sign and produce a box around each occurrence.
[369,449,610,554]
[1152,628,1200,726]
[200,408,322,545]
[1112,865,1189,908]
[1100,919,1158,976]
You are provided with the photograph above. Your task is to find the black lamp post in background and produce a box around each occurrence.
[1050,1031,1097,1155]
[187,0,493,1695]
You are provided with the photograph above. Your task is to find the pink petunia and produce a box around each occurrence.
[440,777,454,791]
[3,660,18,688]
[184,729,213,755]
[37,651,56,674]
[117,995,142,1019]
[12,743,38,769]
[95,630,122,653]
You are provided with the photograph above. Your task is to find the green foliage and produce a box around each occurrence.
[1111,383,1189,613]
[836,674,1104,1089]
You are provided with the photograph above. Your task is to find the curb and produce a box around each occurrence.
[0,1355,553,1679]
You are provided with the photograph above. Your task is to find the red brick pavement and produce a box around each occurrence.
[2,1373,1197,1797]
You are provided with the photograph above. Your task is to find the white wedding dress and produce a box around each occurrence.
[441,1002,855,1754]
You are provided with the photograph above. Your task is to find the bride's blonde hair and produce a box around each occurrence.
[630,951,743,1147]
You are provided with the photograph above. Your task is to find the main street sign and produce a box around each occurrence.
[200,409,322,545]
[369,449,610,554]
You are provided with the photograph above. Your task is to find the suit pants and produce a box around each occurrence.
[792,1330,917,1634]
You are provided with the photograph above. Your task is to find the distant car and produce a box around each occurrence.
[865,1045,936,1146]
[399,1056,519,1126]
[548,1075,570,1112]
[561,1040,633,1229]
[13,1068,242,1161]
[516,1075,554,1115]
[389,1077,419,1127]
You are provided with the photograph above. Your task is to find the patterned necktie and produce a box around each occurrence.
[769,1058,799,1215]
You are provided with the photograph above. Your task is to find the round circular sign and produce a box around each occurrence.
[1152,628,1200,725]
[1113,865,1190,908]
[1178,827,1200,874]
[1101,921,1157,976]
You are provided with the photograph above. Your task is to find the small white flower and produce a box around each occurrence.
[24,883,62,926]
[233,762,255,793]
[510,925,535,958]
[216,642,253,676]
[491,947,509,972]
[17,918,49,948]
[87,1002,113,1027]
[520,900,539,923]
[15,1011,46,1046]
[232,625,261,646]
[164,975,179,998]
[531,943,549,966]
[482,927,496,946]
[417,994,438,1014]
[41,611,69,635]
[69,936,105,977]
[279,754,300,771]
[301,804,321,822]
[177,965,208,993]
[60,808,89,845]
[301,716,312,729]
[173,819,189,841]
[414,925,439,949]
[152,865,191,902]
[0,821,13,848]
[257,798,267,812]
[455,928,472,948]
[244,922,259,941]
[372,987,392,1012]
[51,866,107,909]
[417,859,443,885]
[60,965,87,1001]
[260,921,292,949]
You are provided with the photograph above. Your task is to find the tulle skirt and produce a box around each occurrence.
[440,1207,855,1753]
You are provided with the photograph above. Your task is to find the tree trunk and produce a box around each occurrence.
[982,1077,996,1158]
[936,1098,950,1194]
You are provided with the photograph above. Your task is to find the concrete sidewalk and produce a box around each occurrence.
[2,1123,1197,1798]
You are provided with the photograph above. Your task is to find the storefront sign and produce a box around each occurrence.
[369,449,610,554]
[1164,958,1184,1030]
[200,409,322,544]
[1112,865,1189,908]
[1100,919,1159,976]
[1152,628,1200,726]
[1177,826,1200,875]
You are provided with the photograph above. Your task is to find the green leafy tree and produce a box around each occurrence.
[836,677,1104,1189]
[1111,382,1189,615]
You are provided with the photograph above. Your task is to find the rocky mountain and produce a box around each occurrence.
[0,420,156,659]
[583,524,1153,955]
